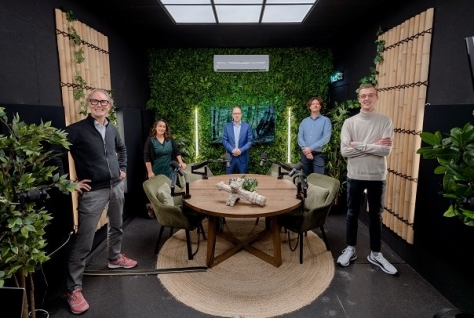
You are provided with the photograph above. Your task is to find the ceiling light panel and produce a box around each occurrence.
[159,0,317,24]
[262,4,313,23]
[164,5,216,23]
[214,0,263,3]
[216,5,262,23]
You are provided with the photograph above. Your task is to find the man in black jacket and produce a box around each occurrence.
[64,89,137,315]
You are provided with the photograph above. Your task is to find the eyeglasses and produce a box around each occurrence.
[359,93,377,99]
[89,99,110,106]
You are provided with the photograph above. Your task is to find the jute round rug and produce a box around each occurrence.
[156,218,334,318]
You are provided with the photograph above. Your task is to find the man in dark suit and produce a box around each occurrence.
[222,106,253,174]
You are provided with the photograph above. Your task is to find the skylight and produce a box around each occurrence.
[159,0,318,24]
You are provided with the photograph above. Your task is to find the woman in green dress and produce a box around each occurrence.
[144,119,186,181]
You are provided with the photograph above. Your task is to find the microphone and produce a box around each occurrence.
[225,153,231,168]
[288,162,303,177]
[170,161,185,176]
[259,153,267,166]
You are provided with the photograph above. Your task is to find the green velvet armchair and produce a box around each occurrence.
[278,173,340,264]
[143,174,206,259]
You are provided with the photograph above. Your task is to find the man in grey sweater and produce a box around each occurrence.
[336,84,398,275]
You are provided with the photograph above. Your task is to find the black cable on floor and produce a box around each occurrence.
[84,266,207,276]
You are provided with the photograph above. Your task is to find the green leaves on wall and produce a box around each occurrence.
[147,48,333,174]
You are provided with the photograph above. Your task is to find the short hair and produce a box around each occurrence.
[357,84,378,96]
[86,89,114,107]
[306,97,324,110]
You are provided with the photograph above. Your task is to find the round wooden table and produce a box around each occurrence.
[183,174,302,268]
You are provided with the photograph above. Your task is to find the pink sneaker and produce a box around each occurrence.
[108,253,138,269]
[67,287,89,315]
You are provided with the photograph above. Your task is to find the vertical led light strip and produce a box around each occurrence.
[287,107,292,162]
[195,108,199,158]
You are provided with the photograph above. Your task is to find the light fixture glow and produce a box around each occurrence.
[216,5,261,23]
[159,0,318,24]
[261,4,313,23]
[330,71,343,83]
[195,108,199,159]
[287,107,292,163]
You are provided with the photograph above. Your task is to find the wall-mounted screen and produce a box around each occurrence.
[210,106,276,144]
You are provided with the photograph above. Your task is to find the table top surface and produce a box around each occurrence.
[183,174,302,218]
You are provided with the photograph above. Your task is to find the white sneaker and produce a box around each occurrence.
[337,246,357,267]
[367,252,398,275]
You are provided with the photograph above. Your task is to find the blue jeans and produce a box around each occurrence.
[301,152,325,176]
[345,178,385,252]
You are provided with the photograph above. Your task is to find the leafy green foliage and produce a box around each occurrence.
[417,122,474,226]
[323,99,360,194]
[146,48,333,175]
[241,175,258,192]
[0,107,77,310]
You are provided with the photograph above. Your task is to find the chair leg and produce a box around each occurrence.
[155,225,166,254]
[255,217,259,225]
[265,217,270,230]
[299,231,304,264]
[199,223,207,240]
[185,230,193,260]
[320,226,330,251]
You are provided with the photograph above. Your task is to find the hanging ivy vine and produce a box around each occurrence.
[64,10,117,125]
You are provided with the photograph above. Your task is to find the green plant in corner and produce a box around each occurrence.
[416,121,474,226]
[0,107,77,316]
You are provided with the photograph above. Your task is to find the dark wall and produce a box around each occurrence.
[0,0,150,307]
[0,0,149,109]
[2,0,474,314]
[0,0,150,191]
[330,0,474,313]
[331,0,474,105]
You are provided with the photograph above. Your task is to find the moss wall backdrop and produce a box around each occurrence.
[147,48,333,175]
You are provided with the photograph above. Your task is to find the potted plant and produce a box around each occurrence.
[416,121,474,226]
[0,107,77,317]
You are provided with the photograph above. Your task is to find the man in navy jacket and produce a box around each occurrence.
[222,106,253,174]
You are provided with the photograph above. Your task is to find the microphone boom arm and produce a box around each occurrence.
[191,161,210,179]
[275,161,292,179]
[170,169,191,199]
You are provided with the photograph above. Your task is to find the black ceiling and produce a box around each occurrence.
[93,0,405,48]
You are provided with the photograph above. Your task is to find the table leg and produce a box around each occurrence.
[212,216,282,268]
[206,216,218,267]
[270,216,282,267]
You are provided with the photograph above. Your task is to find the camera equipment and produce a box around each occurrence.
[461,196,474,209]
[15,189,49,208]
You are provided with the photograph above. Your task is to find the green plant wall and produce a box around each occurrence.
[147,48,333,174]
